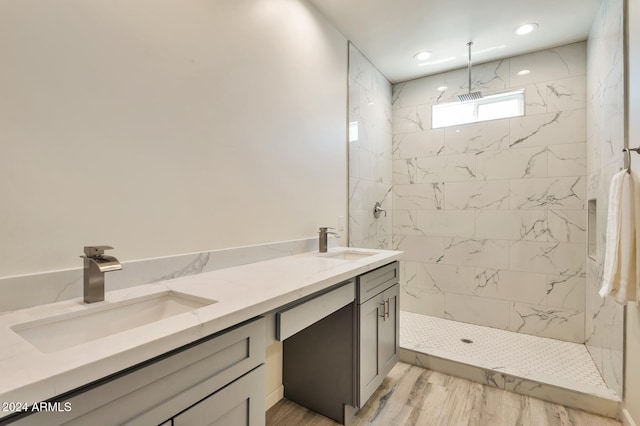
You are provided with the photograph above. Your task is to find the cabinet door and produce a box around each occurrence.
[357,284,400,408]
[378,284,399,378]
[173,365,265,426]
[358,292,384,406]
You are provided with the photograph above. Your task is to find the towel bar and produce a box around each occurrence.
[623,147,640,173]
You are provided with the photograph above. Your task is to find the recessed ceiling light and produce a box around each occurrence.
[517,69,531,76]
[414,51,432,61]
[437,86,448,92]
[514,23,538,35]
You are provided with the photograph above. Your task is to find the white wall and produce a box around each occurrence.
[625,0,640,422]
[0,0,348,277]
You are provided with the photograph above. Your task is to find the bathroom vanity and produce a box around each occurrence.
[0,248,401,425]
[280,262,399,424]
[7,318,266,425]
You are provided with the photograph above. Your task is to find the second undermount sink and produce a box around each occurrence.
[320,250,377,261]
[11,291,217,353]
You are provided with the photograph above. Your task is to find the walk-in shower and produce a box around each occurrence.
[347,0,625,417]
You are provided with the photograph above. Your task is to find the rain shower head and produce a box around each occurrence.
[458,91,483,102]
[458,41,482,102]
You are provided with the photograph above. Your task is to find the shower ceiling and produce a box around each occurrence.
[308,0,602,83]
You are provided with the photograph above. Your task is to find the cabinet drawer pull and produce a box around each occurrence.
[384,299,390,319]
[379,302,386,319]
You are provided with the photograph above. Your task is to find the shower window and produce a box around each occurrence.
[432,89,525,129]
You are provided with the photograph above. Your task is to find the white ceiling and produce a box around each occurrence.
[308,0,602,83]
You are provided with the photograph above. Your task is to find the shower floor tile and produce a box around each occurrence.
[400,311,608,390]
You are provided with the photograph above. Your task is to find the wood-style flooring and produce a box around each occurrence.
[266,362,621,426]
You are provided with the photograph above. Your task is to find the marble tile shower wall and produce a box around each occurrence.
[348,43,393,249]
[585,0,624,395]
[392,42,587,343]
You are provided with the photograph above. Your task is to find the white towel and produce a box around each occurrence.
[600,169,639,303]
[600,170,625,298]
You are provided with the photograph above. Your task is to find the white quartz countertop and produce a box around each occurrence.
[0,247,401,416]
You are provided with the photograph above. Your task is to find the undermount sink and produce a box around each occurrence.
[11,291,217,353]
[320,250,377,261]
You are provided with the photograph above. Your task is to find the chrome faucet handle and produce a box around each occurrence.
[319,227,340,237]
[373,202,387,218]
[83,245,114,257]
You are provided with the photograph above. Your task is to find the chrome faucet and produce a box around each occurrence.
[80,246,122,303]
[318,227,340,253]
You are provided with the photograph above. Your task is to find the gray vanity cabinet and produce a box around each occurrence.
[356,262,399,408]
[280,280,357,424]
[281,262,399,425]
[8,318,266,426]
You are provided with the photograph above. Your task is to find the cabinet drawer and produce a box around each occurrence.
[11,318,265,426]
[277,280,355,341]
[357,262,399,303]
